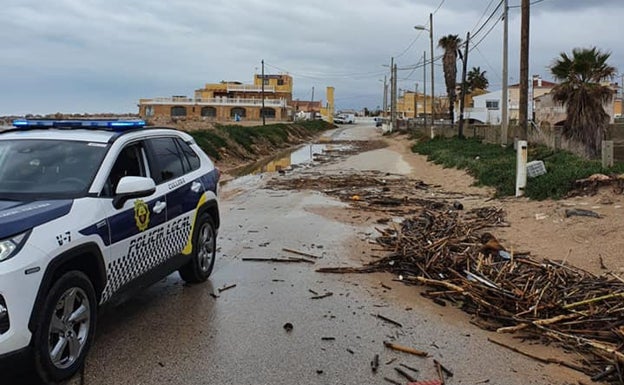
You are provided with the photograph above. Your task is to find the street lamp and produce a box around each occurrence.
[415,13,434,125]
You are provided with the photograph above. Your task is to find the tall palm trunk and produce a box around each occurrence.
[438,35,461,123]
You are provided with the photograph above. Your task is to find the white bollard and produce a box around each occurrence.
[515,140,527,197]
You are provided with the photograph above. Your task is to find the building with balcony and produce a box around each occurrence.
[138,74,294,122]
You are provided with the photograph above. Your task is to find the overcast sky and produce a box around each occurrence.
[1,0,623,115]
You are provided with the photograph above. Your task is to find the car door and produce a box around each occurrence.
[143,136,205,257]
[99,141,170,302]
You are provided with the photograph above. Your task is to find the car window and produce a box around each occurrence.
[102,143,147,197]
[0,139,108,199]
[175,138,200,172]
[146,137,185,184]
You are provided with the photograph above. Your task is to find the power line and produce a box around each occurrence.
[471,0,498,34]
[471,0,504,40]
[470,12,504,53]
[432,0,446,14]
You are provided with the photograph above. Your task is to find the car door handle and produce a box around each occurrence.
[153,201,166,214]
[191,181,202,193]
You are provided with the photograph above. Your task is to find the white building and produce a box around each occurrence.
[462,90,505,124]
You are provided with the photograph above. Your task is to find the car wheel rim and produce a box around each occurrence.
[197,222,215,273]
[48,287,91,369]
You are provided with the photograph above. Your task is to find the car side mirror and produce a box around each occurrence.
[112,176,156,209]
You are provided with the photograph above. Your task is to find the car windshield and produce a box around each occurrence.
[0,139,108,200]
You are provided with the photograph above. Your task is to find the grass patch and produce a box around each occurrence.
[412,136,624,200]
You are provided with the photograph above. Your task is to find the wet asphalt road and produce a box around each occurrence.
[5,122,584,385]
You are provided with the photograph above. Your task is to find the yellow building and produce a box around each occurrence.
[138,74,293,122]
[396,91,433,119]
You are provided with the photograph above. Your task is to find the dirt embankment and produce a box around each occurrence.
[154,119,335,173]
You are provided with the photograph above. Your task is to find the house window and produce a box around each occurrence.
[231,107,246,118]
[171,106,187,116]
[201,106,217,117]
[261,107,276,118]
[486,100,499,110]
[277,79,284,86]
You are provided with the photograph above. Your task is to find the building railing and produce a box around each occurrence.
[226,84,275,93]
[142,97,287,107]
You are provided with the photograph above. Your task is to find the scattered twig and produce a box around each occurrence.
[310,292,333,300]
[383,341,428,357]
[394,367,417,382]
[433,359,454,377]
[218,284,236,293]
[242,257,314,263]
[375,314,403,328]
[399,363,420,373]
[282,247,322,259]
[380,282,392,290]
[383,377,402,385]
[487,338,588,374]
[434,359,446,385]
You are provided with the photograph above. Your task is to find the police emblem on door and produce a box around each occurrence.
[134,199,150,231]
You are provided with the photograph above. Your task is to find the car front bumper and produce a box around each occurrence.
[0,246,45,356]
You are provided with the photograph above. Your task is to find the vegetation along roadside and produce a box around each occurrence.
[188,120,333,165]
[412,136,624,200]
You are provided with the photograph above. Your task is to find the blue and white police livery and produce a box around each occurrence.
[0,119,220,383]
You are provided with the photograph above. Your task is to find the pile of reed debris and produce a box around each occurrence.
[319,205,624,383]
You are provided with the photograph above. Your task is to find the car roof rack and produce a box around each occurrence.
[11,118,146,132]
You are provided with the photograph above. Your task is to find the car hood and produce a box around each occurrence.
[0,200,73,239]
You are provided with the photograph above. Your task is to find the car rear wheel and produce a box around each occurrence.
[179,213,216,283]
[33,271,97,383]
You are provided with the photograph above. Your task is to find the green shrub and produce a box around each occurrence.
[190,130,227,160]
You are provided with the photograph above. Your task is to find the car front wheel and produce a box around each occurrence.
[33,271,97,384]
[179,213,216,283]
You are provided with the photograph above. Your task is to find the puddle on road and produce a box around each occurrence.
[230,143,349,177]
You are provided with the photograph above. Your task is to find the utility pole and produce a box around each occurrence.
[310,86,315,119]
[501,0,509,145]
[393,63,398,128]
[519,0,530,139]
[414,82,418,119]
[423,51,427,128]
[390,57,396,129]
[429,13,435,122]
[261,59,266,126]
[458,32,470,139]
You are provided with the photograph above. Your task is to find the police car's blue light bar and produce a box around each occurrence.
[12,119,146,131]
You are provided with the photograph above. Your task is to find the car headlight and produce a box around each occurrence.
[0,231,30,262]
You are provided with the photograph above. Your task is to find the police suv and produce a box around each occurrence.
[0,119,220,383]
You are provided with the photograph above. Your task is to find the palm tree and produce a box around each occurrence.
[438,34,462,122]
[466,66,489,92]
[550,47,616,158]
